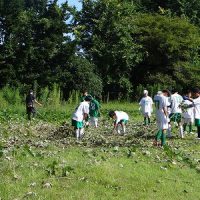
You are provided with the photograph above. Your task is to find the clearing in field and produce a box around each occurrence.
[0,103,200,200]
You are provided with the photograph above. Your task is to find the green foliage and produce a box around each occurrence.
[77,0,142,98]
[137,0,200,26]
[40,87,49,106]
[48,84,61,108]
[1,86,22,106]
[130,14,200,89]
[61,56,103,97]
[1,0,200,100]
[68,90,80,105]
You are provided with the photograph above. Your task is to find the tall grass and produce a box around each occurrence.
[0,86,22,108]
[67,90,80,105]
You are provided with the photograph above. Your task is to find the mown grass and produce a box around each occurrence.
[1,145,200,200]
[0,102,200,200]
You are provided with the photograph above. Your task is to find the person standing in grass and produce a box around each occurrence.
[26,89,42,120]
[191,88,200,139]
[109,111,129,135]
[169,89,184,138]
[153,90,170,147]
[89,96,100,128]
[182,90,194,134]
[139,90,153,125]
[72,95,92,140]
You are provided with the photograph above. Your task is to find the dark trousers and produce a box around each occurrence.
[198,126,200,138]
[26,107,36,120]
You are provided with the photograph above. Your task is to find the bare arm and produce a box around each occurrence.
[163,107,168,117]
[83,113,88,120]
[111,123,117,134]
[34,99,42,106]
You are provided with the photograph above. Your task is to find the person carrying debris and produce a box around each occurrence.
[72,95,93,140]
[26,89,42,120]
[109,110,129,135]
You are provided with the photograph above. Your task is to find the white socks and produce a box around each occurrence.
[122,126,126,134]
[179,126,184,138]
[75,129,80,140]
[167,124,172,137]
[117,126,121,134]
[75,128,84,140]
[116,125,126,134]
[90,117,98,128]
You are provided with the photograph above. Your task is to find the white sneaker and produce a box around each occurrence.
[195,137,200,140]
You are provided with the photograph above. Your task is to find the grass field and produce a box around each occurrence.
[0,103,200,200]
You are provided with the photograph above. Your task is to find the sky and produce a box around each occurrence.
[58,0,82,10]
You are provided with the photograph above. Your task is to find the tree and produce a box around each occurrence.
[75,0,142,97]
[59,56,103,98]
[137,0,200,26]
[131,14,200,88]
[0,0,76,90]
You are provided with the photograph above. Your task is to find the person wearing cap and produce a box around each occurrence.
[169,89,184,138]
[72,95,93,140]
[153,90,170,146]
[109,110,129,135]
[26,89,42,120]
[139,90,153,126]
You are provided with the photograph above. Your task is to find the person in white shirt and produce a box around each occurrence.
[153,90,170,146]
[109,111,129,135]
[139,90,153,125]
[182,90,194,133]
[72,95,92,140]
[191,88,200,139]
[169,90,184,138]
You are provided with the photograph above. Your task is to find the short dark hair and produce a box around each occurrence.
[171,88,178,94]
[82,90,88,94]
[109,110,115,118]
[162,89,171,96]
[192,87,200,94]
[84,95,93,102]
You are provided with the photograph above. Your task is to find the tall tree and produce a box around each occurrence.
[76,0,142,97]
[0,0,75,88]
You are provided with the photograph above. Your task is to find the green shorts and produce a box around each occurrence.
[118,119,128,125]
[72,119,84,129]
[169,113,182,123]
[195,119,200,127]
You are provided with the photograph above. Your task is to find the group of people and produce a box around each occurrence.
[139,88,200,146]
[25,87,200,146]
[72,91,129,140]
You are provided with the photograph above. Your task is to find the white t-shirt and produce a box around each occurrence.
[154,94,168,112]
[72,101,90,122]
[182,100,194,119]
[154,95,169,128]
[139,96,153,114]
[170,93,183,113]
[193,96,200,119]
[115,111,129,124]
